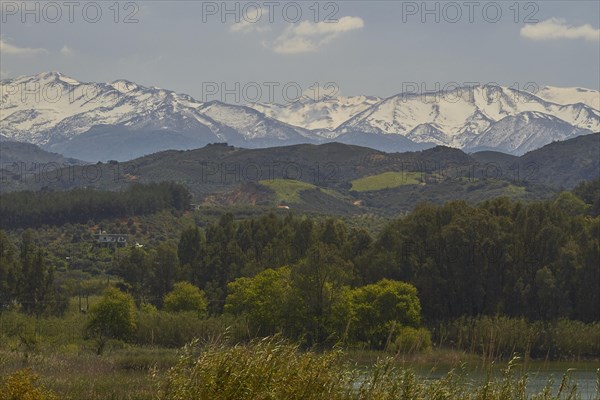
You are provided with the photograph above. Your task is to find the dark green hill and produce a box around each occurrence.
[2,134,598,215]
[0,140,86,166]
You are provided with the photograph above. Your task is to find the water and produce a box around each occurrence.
[353,360,599,399]
[414,362,599,399]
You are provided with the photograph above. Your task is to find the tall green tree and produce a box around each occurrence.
[291,243,353,344]
[18,230,55,315]
[0,230,19,309]
[350,279,422,349]
[163,281,207,317]
[87,287,137,354]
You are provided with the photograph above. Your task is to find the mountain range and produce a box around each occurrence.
[2,132,598,216]
[1,72,599,161]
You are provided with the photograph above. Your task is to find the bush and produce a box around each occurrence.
[158,337,351,400]
[86,287,137,354]
[157,337,592,400]
[433,317,600,360]
[0,369,59,400]
[388,326,432,354]
[349,279,422,349]
[163,282,207,317]
[136,312,249,348]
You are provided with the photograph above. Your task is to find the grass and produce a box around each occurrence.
[1,302,599,399]
[350,172,423,192]
[157,337,598,400]
[504,184,527,195]
[259,179,318,203]
[2,339,598,400]
[0,346,169,400]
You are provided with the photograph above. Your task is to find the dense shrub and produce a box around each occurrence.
[389,326,432,354]
[135,312,248,348]
[0,369,58,400]
[157,337,591,400]
[434,316,600,360]
[163,282,208,317]
[158,337,351,400]
[86,288,137,353]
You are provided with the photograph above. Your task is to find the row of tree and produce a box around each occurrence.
[0,182,191,229]
[1,181,598,326]
[109,187,599,325]
[0,230,65,315]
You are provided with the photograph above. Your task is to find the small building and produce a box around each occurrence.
[277,204,290,210]
[95,231,128,247]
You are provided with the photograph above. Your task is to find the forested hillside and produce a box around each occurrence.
[2,181,597,335]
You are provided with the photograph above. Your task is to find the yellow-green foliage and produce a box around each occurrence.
[349,279,424,350]
[350,172,422,192]
[259,179,316,203]
[158,337,351,400]
[158,338,591,400]
[438,317,600,360]
[388,326,432,354]
[163,282,208,317]
[0,369,58,400]
[87,287,137,342]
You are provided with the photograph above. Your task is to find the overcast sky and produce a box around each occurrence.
[1,1,599,102]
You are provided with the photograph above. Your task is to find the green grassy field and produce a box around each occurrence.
[258,179,318,203]
[351,172,423,192]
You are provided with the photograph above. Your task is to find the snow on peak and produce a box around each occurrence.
[110,79,139,93]
[1,72,598,156]
[336,84,599,148]
[535,86,600,110]
[248,95,383,131]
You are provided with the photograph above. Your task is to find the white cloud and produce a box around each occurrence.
[272,16,364,54]
[521,18,599,42]
[60,45,75,56]
[230,8,271,33]
[230,21,271,33]
[0,37,48,56]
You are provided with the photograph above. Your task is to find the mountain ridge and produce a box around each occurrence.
[1,72,598,161]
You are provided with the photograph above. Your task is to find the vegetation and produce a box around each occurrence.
[157,337,597,400]
[1,183,599,335]
[86,287,137,354]
[433,317,600,361]
[163,282,208,316]
[0,182,191,229]
[259,179,317,203]
[350,171,422,192]
[0,369,58,400]
[348,279,423,349]
[0,178,599,399]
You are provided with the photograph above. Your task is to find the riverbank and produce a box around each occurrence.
[2,341,598,400]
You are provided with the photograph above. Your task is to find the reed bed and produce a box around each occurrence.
[157,337,599,400]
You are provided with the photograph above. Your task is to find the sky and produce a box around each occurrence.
[1,0,599,103]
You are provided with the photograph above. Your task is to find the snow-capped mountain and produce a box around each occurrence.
[335,85,599,152]
[466,111,592,154]
[0,72,313,160]
[197,101,312,143]
[1,72,598,160]
[535,86,600,110]
[248,95,382,133]
[1,72,208,144]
